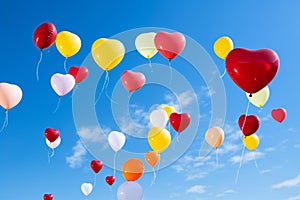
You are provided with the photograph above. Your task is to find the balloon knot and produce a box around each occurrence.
[249,94,252,97]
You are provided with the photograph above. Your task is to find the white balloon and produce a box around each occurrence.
[50,73,75,96]
[81,182,93,196]
[46,137,61,149]
[108,131,126,152]
[150,109,168,128]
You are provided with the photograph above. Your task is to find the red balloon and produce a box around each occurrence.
[154,32,186,60]
[170,112,191,133]
[238,114,260,136]
[225,48,279,94]
[34,22,57,50]
[105,175,115,186]
[44,128,60,143]
[90,160,103,173]
[68,66,89,83]
[121,70,146,92]
[44,194,53,200]
[271,108,287,123]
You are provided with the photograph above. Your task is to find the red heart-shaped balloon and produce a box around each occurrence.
[170,112,191,133]
[44,128,60,143]
[90,160,103,173]
[68,66,89,83]
[154,32,186,60]
[226,48,279,94]
[121,70,146,92]
[106,176,115,186]
[238,114,260,136]
[44,194,53,200]
[271,108,286,123]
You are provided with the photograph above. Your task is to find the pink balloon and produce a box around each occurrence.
[271,108,287,123]
[0,83,22,110]
[154,31,186,60]
[121,70,146,92]
[50,73,75,96]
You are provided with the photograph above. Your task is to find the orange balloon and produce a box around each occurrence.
[122,158,144,181]
[145,151,160,167]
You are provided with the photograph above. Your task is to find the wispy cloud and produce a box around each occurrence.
[216,189,235,197]
[289,194,300,200]
[78,126,109,145]
[66,141,87,168]
[186,185,206,194]
[272,174,300,189]
[230,151,265,164]
[164,90,197,112]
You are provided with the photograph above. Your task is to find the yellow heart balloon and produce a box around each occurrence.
[135,32,158,59]
[242,134,259,151]
[91,38,125,71]
[148,127,171,153]
[55,31,81,58]
[213,36,234,59]
[163,105,176,118]
[247,86,270,108]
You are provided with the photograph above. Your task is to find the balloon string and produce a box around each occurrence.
[235,145,245,184]
[93,174,97,188]
[36,50,43,81]
[109,186,113,200]
[168,60,173,83]
[53,97,61,113]
[148,58,153,72]
[95,71,109,105]
[219,68,227,78]
[0,110,9,133]
[63,57,68,73]
[113,152,117,177]
[216,148,219,167]
[150,167,157,187]
[72,84,79,97]
[48,148,55,164]
[241,101,250,133]
[253,151,261,174]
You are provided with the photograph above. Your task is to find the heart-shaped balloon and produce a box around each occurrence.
[121,70,146,92]
[50,73,75,97]
[106,176,116,186]
[81,183,93,196]
[68,66,89,83]
[44,194,53,200]
[46,137,61,149]
[0,83,23,110]
[238,114,260,136]
[271,108,286,123]
[170,112,191,133]
[44,128,60,143]
[108,131,126,152]
[90,160,103,173]
[154,32,186,60]
[226,48,279,94]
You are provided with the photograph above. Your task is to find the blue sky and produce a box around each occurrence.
[0,0,299,199]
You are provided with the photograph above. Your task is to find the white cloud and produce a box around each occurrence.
[265,147,276,152]
[218,143,240,155]
[78,126,109,145]
[216,189,235,197]
[186,185,206,194]
[260,169,271,174]
[289,194,300,200]
[66,140,87,168]
[272,174,300,189]
[230,151,265,164]
[164,90,196,112]
[186,172,208,181]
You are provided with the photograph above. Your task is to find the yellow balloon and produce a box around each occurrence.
[213,36,234,59]
[148,127,171,153]
[135,32,158,59]
[91,38,125,71]
[243,134,259,151]
[55,31,81,58]
[163,105,176,118]
[247,86,270,108]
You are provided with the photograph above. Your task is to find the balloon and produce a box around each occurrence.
[68,66,89,83]
[205,127,224,148]
[34,22,57,50]
[81,183,93,196]
[238,114,260,136]
[44,194,53,200]
[135,32,158,59]
[148,127,171,153]
[121,70,146,92]
[108,131,126,152]
[243,134,259,151]
[46,137,61,149]
[247,86,270,108]
[213,36,234,59]
[145,151,160,167]
[169,112,191,133]
[55,31,81,58]
[90,160,103,173]
[117,181,143,200]
[150,109,168,128]
[50,73,75,96]
[106,176,116,186]
[154,32,186,60]
[44,128,60,143]
[226,48,279,94]
[163,105,176,118]
[0,83,22,110]
[122,158,144,181]
[271,108,287,123]
[91,38,125,71]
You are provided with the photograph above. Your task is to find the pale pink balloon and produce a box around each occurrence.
[121,70,146,92]
[271,108,287,123]
[0,83,23,110]
[50,73,75,96]
[205,127,224,148]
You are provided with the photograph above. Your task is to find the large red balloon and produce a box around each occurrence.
[238,114,260,136]
[44,194,53,200]
[34,22,57,50]
[44,128,60,143]
[68,66,89,83]
[226,48,279,94]
[170,112,191,133]
[90,160,103,173]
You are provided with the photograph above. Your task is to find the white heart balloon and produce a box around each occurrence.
[81,182,93,196]
[150,109,168,128]
[46,137,61,149]
[50,73,75,96]
[135,32,157,59]
[0,83,22,110]
[108,131,126,152]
